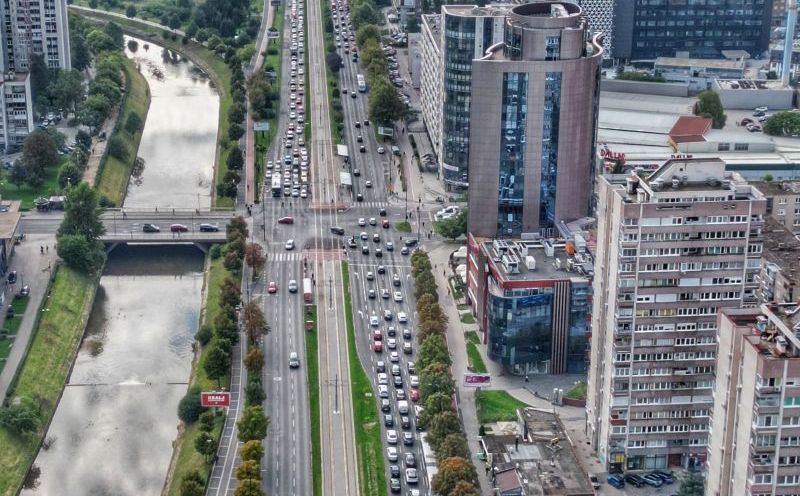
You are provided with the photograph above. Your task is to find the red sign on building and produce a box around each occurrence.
[201,392,231,407]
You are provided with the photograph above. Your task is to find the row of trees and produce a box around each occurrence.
[216,49,250,199]
[410,250,480,496]
[353,24,406,126]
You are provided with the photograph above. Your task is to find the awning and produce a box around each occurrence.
[339,171,352,187]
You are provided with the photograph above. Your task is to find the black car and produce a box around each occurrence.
[389,478,401,493]
[393,375,403,387]
[390,465,401,478]
[404,238,418,247]
[375,248,383,258]
[624,474,646,488]
[357,193,364,202]
[199,223,219,232]
[330,226,345,235]
[393,274,401,286]
[362,245,369,255]
[384,414,394,427]
[400,416,411,430]
[403,328,411,340]
[387,326,396,336]
[7,271,17,284]
[377,265,386,274]
[402,432,414,446]
[381,399,391,412]
[359,145,366,153]
[142,223,160,233]
[353,168,361,176]
[379,208,387,216]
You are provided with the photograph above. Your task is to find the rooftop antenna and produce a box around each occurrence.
[783,0,797,86]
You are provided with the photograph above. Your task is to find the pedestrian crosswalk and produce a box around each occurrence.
[267,250,344,263]
[267,252,303,262]
[352,201,389,209]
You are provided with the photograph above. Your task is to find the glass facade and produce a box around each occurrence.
[497,72,528,237]
[539,72,561,228]
[442,14,476,188]
[629,0,769,59]
[486,282,589,375]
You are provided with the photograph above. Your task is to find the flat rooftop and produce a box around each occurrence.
[483,408,594,496]
[655,57,745,70]
[716,79,789,91]
[479,238,593,282]
[441,3,512,17]
[761,216,800,271]
[0,201,21,240]
[421,14,441,50]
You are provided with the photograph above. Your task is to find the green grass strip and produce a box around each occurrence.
[304,304,322,496]
[466,341,487,374]
[0,267,98,496]
[341,262,386,496]
[475,390,530,424]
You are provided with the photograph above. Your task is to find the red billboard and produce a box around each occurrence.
[463,373,491,388]
[201,392,231,407]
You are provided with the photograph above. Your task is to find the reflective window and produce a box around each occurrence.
[497,72,528,237]
[540,72,561,227]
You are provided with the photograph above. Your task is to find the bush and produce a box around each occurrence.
[210,244,223,259]
[177,386,206,423]
[0,399,41,434]
[124,112,143,134]
[107,136,129,160]
[196,324,213,346]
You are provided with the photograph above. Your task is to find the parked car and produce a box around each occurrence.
[642,474,664,487]
[651,470,675,484]
[624,474,645,488]
[7,271,16,284]
[607,474,625,489]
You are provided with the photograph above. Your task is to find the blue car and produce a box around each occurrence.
[607,474,625,489]
[651,470,675,484]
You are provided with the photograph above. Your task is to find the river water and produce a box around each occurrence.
[21,37,219,495]
[122,36,219,209]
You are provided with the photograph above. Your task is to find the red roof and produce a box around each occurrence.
[668,116,712,144]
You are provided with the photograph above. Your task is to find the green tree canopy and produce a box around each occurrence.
[420,362,455,400]
[368,78,406,125]
[178,471,205,496]
[417,334,452,372]
[356,24,380,48]
[764,111,800,136]
[48,70,86,112]
[57,182,106,242]
[431,456,478,496]
[434,211,468,240]
[177,386,206,423]
[677,473,705,496]
[233,479,264,496]
[240,440,264,463]
[694,90,726,128]
[352,3,381,27]
[20,129,59,183]
[204,344,231,387]
[237,406,270,442]
[0,399,41,435]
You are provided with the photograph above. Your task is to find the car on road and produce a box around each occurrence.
[375,248,383,258]
[378,385,390,398]
[357,135,363,142]
[409,388,420,402]
[378,373,388,385]
[403,328,411,340]
[170,224,189,233]
[381,398,391,411]
[19,285,29,297]
[383,414,394,426]
[359,145,366,153]
[373,329,383,341]
[651,470,674,484]
[404,238,418,247]
[362,245,370,254]
[278,216,295,224]
[373,233,381,243]
[382,219,390,228]
[397,312,408,323]
[7,271,16,284]
[400,416,410,430]
[393,375,403,387]
[642,474,663,487]
[370,315,380,327]
[288,280,298,292]
[393,274,401,286]
[403,342,412,354]
[143,223,160,233]
[387,338,397,349]
[369,217,377,225]
[377,146,385,154]
[368,289,376,299]
[366,271,375,280]
[402,432,414,446]
[407,361,416,374]
[624,474,645,488]
[360,231,369,240]
[330,226,345,235]
[391,364,401,376]
[386,429,398,444]
[390,465,400,478]
[289,351,300,368]
[607,474,625,489]
[387,447,398,462]
[390,351,400,362]
[353,168,361,176]
[386,241,394,251]
[384,309,393,321]
[268,281,277,294]
[400,246,410,255]
[389,478,401,493]
[755,106,769,113]
[377,265,386,274]
[404,453,416,467]
[393,291,403,302]
[376,360,386,373]
[285,239,295,250]
[357,193,364,202]
[199,223,219,232]
[409,375,419,388]
[358,217,366,226]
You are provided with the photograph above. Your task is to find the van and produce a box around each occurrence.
[289,352,300,368]
[398,400,409,414]
[391,145,401,156]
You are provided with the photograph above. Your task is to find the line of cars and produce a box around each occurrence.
[141,223,220,233]
[606,470,675,490]
[266,0,311,200]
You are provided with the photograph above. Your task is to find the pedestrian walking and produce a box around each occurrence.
[40,246,44,254]
[46,245,48,252]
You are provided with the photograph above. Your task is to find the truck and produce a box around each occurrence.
[357,74,367,93]
[271,174,282,197]
[303,278,313,302]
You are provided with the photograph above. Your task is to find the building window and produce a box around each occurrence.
[539,72,562,228]
[734,143,749,151]
[778,208,786,216]
[717,143,730,151]
[497,72,528,237]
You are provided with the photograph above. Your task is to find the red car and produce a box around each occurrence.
[409,388,420,402]
[373,330,382,341]
[170,223,189,232]
[382,219,390,229]
[268,281,277,294]
[372,341,383,353]
[278,216,294,225]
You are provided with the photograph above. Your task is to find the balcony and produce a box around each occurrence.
[748,457,774,474]
[755,384,781,395]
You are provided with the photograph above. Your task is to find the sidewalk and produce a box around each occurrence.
[0,234,59,400]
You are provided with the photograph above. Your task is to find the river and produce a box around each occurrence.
[122,36,219,209]
[21,37,219,495]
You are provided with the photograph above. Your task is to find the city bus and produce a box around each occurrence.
[271,174,282,197]
[303,278,313,302]
[356,74,367,93]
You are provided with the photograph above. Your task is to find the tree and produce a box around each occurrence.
[229,122,245,141]
[204,344,231,387]
[125,112,143,134]
[29,54,51,103]
[227,216,249,239]
[198,411,216,432]
[177,386,206,423]
[86,30,118,53]
[240,440,264,463]
[78,94,113,128]
[235,460,260,481]
[419,392,455,428]
[694,90,726,129]
[434,211,467,241]
[8,162,26,191]
[234,479,264,496]
[677,473,705,496]
[431,456,477,496]
[194,430,218,462]
[224,250,243,273]
[450,480,480,496]
[244,243,266,278]
[20,129,58,185]
[71,34,92,71]
[242,301,269,345]
[0,400,41,434]
[244,346,264,373]
[767,70,779,80]
[126,4,137,17]
[245,376,266,406]
[437,432,471,460]
[89,77,122,103]
[352,3,380,27]
[411,249,432,277]
[326,51,343,72]
[58,182,106,241]
[420,362,455,400]
[58,162,82,189]
[179,471,205,496]
[107,136,129,161]
[48,70,86,112]
[406,16,420,33]
[227,147,244,170]
[220,277,242,309]
[764,111,800,136]
[75,130,92,151]
[237,405,270,442]
[417,335,451,371]
[56,234,106,273]
[356,24,380,48]
[414,271,438,302]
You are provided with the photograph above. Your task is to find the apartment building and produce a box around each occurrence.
[420,14,442,162]
[467,2,603,238]
[586,157,767,472]
[759,216,800,304]
[707,306,800,496]
[467,235,592,375]
[752,181,800,235]
[0,0,70,151]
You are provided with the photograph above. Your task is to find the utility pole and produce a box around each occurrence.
[328,276,333,309]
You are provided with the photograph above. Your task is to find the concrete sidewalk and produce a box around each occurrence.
[0,234,59,400]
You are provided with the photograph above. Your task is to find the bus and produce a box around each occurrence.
[356,74,367,93]
[303,278,313,302]
[271,174,282,197]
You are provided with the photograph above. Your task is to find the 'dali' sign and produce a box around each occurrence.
[201,392,231,407]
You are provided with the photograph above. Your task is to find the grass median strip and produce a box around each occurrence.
[0,267,97,496]
[475,390,530,424]
[304,304,322,496]
[341,262,387,496]
[466,341,487,374]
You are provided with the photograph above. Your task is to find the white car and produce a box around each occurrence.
[377,146,385,154]
[378,373,389,385]
[370,315,380,327]
[285,239,295,250]
[367,271,375,280]
[288,279,298,292]
[409,375,419,388]
[378,385,389,398]
[387,338,397,349]
[390,351,400,362]
[387,447,398,462]
[397,312,408,323]
[393,291,403,302]
[386,429,398,444]
[435,205,460,220]
[358,217,366,226]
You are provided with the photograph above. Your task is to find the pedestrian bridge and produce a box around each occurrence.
[101,232,228,254]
